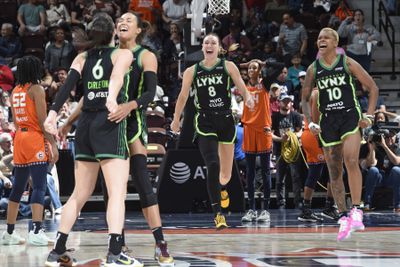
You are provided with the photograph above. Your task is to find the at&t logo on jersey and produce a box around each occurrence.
[170,162,191,184]
[87,91,108,101]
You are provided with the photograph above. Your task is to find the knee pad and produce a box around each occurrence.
[131,154,158,208]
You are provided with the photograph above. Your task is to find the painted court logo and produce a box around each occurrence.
[170,162,191,184]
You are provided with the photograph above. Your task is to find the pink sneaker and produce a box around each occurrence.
[349,207,365,231]
[337,216,352,241]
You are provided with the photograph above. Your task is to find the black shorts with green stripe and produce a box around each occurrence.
[126,109,147,145]
[319,107,361,147]
[75,110,129,161]
[194,110,236,144]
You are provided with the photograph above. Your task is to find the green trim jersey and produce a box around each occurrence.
[127,45,146,101]
[315,54,359,113]
[81,47,128,111]
[192,59,232,112]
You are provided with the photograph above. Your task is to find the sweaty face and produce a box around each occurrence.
[117,13,140,42]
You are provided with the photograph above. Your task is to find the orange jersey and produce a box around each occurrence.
[242,82,272,153]
[12,83,48,165]
[128,0,161,24]
[241,82,271,131]
[302,89,324,164]
[301,118,325,164]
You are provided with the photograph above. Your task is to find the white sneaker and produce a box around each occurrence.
[28,229,54,246]
[256,210,271,222]
[1,231,25,245]
[54,207,62,215]
[241,209,257,222]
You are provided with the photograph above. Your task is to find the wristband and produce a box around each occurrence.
[363,114,374,124]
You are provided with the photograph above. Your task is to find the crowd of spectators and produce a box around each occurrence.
[0,0,399,216]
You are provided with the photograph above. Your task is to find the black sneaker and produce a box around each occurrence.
[321,206,340,221]
[298,209,323,223]
[45,249,76,267]
[104,252,143,267]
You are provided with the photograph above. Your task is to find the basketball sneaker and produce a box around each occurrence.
[214,212,228,230]
[220,189,230,208]
[154,241,174,266]
[104,252,143,267]
[337,216,352,241]
[349,207,365,231]
[45,249,77,267]
[28,229,54,246]
[298,209,323,223]
[256,210,271,222]
[321,206,340,221]
[1,231,25,245]
[241,209,257,222]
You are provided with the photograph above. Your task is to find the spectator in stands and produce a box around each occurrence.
[129,0,162,24]
[222,21,252,59]
[141,22,163,61]
[274,66,294,96]
[360,118,400,213]
[161,0,190,31]
[244,7,268,41]
[287,53,305,90]
[278,11,308,67]
[0,64,15,94]
[46,0,71,28]
[337,9,381,72]
[0,133,13,157]
[161,22,183,89]
[269,83,281,114]
[44,26,76,76]
[86,0,121,21]
[0,23,22,66]
[17,0,47,37]
[272,93,304,209]
[71,0,91,28]
[0,91,12,123]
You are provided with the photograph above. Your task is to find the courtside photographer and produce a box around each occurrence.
[360,112,400,212]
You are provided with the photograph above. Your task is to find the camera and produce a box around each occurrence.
[368,122,399,143]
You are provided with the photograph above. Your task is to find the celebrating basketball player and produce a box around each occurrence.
[171,33,254,229]
[43,14,142,266]
[301,27,378,241]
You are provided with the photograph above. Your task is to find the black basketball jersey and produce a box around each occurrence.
[81,47,128,111]
[314,54,360,113]
[126,45,146,101]
[192,59,232,111]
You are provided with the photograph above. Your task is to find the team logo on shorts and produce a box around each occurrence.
[318,154,325,161]
[88,91,95,100]
[36,151,45,160]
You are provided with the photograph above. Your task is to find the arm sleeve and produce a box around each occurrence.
[261,62,285,91]
[135,71,157,109]
[50,68,80,113]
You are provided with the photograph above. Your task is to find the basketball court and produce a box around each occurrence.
[1,209,400,266]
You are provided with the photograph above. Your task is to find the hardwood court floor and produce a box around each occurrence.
[1,209,400,266]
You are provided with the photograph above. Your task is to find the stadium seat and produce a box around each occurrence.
[146,110,166,128]
[147,127,167,147]
[146,143,166,186]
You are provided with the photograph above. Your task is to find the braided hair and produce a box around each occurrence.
[15,55,44,85]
